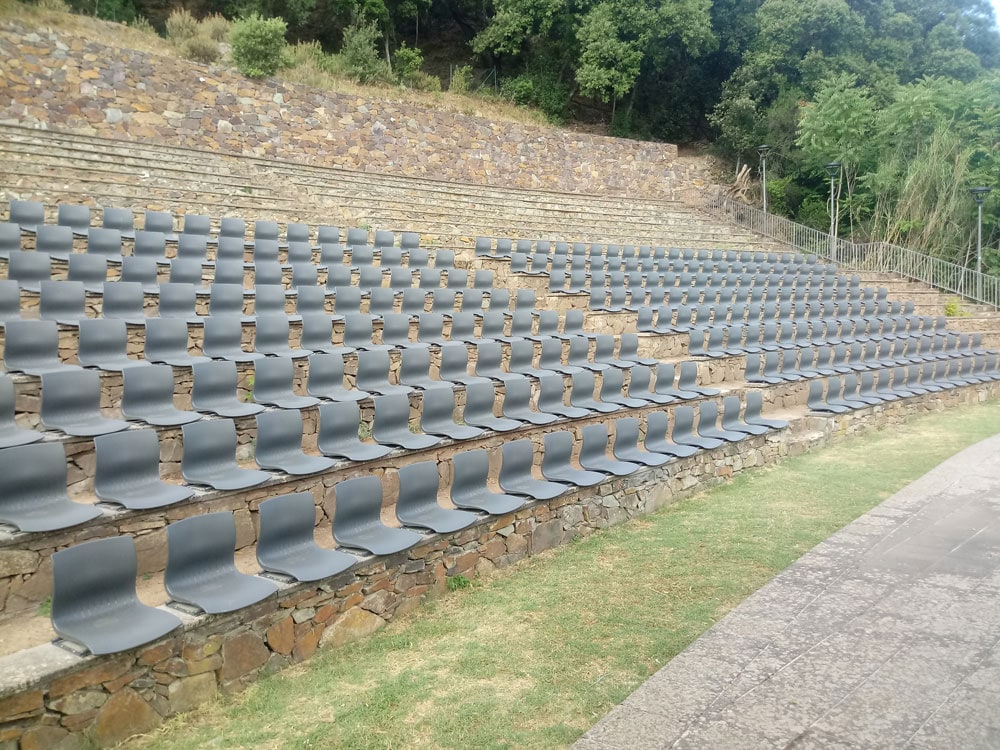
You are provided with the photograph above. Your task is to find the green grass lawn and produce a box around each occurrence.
[132,401,1000,750]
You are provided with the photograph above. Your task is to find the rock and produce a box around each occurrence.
[20,725,81,750]
[90,688,160,747]
[266,616,295,655]
[104,108,123,123]
[320,607,385,649]
[219,632,269,682]
[0,690,43,721]
[167,673,217,715]
[49,689,107,715]
[529,519,563,554]
[216,119,233,134]
[0,549,39,577]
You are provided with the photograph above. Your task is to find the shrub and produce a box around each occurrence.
[499,67,569,123]
[408,71,441,92]
[230,13,288,79]
[165,8,199,43]
[200,13,231,42]
[36,0,70,12]
[182,34,221,64]
[500,74,534,105]
[393,43,423,84]
[341,22,390,84]
[129,15,156,34]
[449,65,474,94]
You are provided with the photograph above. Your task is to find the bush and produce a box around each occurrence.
[230,13,288,79]
[182,34,221,64]
[500,75,534,105]
[449,65,474,94]
[393,43,422,84]
[408,71,441,92]
[36,0,70,12]
[200,13,231,42]
[499,67,569,123]
[165,8,199,43]
[341,22,390,84]
[129,15,156,34]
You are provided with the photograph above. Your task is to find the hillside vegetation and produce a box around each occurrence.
[6,0,1000,270]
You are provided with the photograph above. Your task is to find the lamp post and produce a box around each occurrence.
[971,186,991,301]
[825,162,842,263]
[757,144,771,214]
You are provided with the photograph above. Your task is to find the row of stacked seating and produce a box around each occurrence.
[50,395,786,657]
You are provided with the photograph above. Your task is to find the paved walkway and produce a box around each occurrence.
[575,433,1000,750]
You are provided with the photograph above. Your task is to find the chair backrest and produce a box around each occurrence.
[169,258,204,286]
[8,249,52,288]
[144,317,190,361]
[299,313,335,351]
[36,225,74,257]
[219,217,245,240]
[68,253,109,288]
[191,359,240,408]
[102,207,135,235]
[39,280,86,322]
[160,282,199,319]
[202,315,246,357]
[332,476,384,539]
[86,227,123,258]
[144,210,175,235]
[77,318,129,366]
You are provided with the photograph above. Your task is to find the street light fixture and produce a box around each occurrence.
[971,186,991,301]
[757,145,771,214]
[825,162,842,262]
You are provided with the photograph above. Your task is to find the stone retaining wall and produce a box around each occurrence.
[0,379,996,748]
[0,24,695,200]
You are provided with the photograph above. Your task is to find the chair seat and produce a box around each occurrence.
[55,597,182,656]
[183,466,271,491]
[169,571,278,615]
[258,543,357,582]
[335,525,424,556]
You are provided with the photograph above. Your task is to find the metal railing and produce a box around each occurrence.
[709,195,1000,310]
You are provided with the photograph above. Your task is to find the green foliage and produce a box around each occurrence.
[37,597,52,617]
[230,13,288,79]
[407,71,441,92]
[181,34,221,64]
[36,0,70,11]
[499,64,570,123]
[943,298,970,318]
[392,43,423,85]
[449,65,474,94]
[165,8,199,42]
[341,21,390,84]
[200,13,231,42]
[446,574,472,591]
[129,15,155,34]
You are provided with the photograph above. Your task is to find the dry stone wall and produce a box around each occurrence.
[0,23,695,200]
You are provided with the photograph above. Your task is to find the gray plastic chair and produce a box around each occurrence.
[252,356,319,409]
[51,536,182,655]
[696,401,746,442]
[4,319,78,376]
[120,255,160,293]
[721,395,768,436]
[332,476,423,555]
[300,314,349,355]
[256,284,297,321]
[369,287,397,317]
[191,360,265,418]
[0,375,41,449]
[501,376,558,425]
[474,341,520,386]
[318,225,340,245]
[41,369,128,437]
[102,207,136,239]
[208,283,250,320]
[144,210,177,241]
[0,442,103,531]
[317,402,392,462]
[9,199,44,232]
[36,224,75,261]
[176,234,209,263]
[93,428,194,508]
[0,279,19,326]
[372,393,441,450]
[677,360,718,397]
[78,318,149,371]
[645,410,699,459]
[181,419,270,490]
[437,341,482,384]
[68,253,110,293]
[606,418,667,468]
[165,512,278,614]
[307,353,368,402]
[257,492,357,582]
[598,368,649,409]
[399,348,438,390]
[213,258,247,286]
[536,372,590,419]
[450,449,525,514]
[8,249,52,291]
[356,349,410,396]
[144,317,207,367]
[743,390,788,430]
[569,371,619,414]
[159,282,202,324]
[579,423,640,476]
[203,315,263,362]
[168,258,205,286]
[541,431,606,487]
[420,384,484,440]
[121,364,200,426]
[255,410,335,475]
[181,213,212,240]
[132,230,169,263]
[672,405,723,450]
[499,439,568,500]
[344,313,390,353]
[463,381,522,432]
[396,462,479,532]
[254,314,308,359]
[39,280,87,325]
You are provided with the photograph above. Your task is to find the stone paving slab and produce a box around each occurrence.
[575,433,1000,749]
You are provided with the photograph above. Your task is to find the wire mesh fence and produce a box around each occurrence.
[709,195,999,310]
